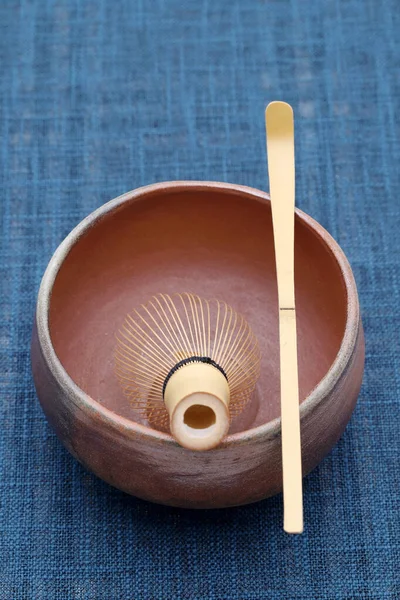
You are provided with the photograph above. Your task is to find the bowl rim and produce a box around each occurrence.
[35,181,360,446]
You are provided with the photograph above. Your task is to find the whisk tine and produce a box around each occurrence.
[179,293,197,357]
[115,342,168,377]
[150,296,183,358]
[118,323,165,363]
[206,299,211,358]
[230,362,261,393]
[224,315,247,369]
[161,294,192,358]
[214,301,232,365]
[187,293,201,356]
[139,303,179,357]
[185,294,197,355]
[115,342,157,375]
[196,295,206,357]
[124,314,171,365]
[198,296,206,357]
[218,307,237,367]
[212,299,225,362]
[228,327,255,370]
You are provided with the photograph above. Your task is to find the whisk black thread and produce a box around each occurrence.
[162,356,228,398]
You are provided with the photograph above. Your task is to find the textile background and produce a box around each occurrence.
[0,1,399,598]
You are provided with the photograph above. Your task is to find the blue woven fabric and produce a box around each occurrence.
[1,1,399,598]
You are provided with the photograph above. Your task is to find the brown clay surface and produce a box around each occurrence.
[49,188,347,433]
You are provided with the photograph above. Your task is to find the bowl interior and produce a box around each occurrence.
[48,186,347,434]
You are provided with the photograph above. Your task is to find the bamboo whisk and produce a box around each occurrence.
[115,293,261,451]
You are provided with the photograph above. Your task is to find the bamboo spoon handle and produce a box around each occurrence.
[265,101,303,534]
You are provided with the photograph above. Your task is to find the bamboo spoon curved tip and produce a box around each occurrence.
[265,101,303,534]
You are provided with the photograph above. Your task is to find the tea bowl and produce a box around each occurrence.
[31,181,364,508]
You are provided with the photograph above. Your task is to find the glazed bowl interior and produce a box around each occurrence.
[48,185,347,435]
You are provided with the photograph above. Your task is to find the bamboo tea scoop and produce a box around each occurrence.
[265,101,303,534]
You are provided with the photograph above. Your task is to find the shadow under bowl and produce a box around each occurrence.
[31,181,364,508]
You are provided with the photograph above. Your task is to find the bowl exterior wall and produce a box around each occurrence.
[31,318,364,509]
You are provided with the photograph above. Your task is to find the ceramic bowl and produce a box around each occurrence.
[31,181,364,508]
